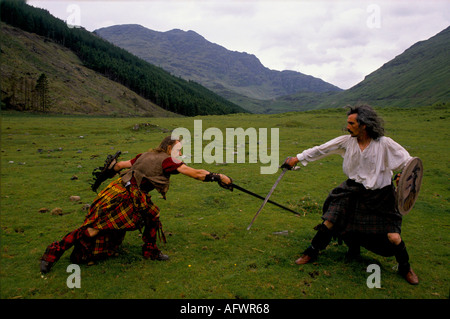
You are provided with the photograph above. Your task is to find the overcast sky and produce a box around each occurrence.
[28,0,449,89]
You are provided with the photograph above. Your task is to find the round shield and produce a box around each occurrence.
[396,157,423,215]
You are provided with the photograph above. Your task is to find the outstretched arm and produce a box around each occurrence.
[113,160,133,171]
[282,135,349,169]
[177,164,231,184]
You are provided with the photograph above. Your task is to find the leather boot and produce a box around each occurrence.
[395,240,419,285]
[295,246,317,264]
[403,268,419,285]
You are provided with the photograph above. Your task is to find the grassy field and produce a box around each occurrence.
[0,105,448,300]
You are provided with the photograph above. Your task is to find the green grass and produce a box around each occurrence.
[1,105,449,299]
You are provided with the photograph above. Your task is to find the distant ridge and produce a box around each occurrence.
[95,24,449,113]
[94,24,342,102]
[2,0,447,115]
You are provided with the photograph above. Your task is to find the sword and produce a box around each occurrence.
[247,168,289,230]
[231,183,300,216]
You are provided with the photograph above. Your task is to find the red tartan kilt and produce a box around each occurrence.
[41,178,163,264]
[83,178,160,231]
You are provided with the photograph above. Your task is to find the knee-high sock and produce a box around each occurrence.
[358,234,411,274]
[305,223,333,256]
[394,240,411,275]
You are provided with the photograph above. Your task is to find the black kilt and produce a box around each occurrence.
[322,179,402,235]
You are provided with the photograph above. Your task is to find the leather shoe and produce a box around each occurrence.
[403,268,419,285]
[295,254,313,265]
[40,260,53,274]
[153,252,169,261]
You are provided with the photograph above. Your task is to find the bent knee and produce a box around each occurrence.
[323,220,334,230]
[87,227,99,237]
[387,233,401,245]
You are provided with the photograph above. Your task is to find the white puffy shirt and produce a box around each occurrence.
[296,135,412,190]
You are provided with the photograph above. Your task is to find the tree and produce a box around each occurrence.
[35,73,50,112]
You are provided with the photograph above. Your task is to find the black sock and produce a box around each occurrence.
[305,223,333,256]
[394,240,411,275]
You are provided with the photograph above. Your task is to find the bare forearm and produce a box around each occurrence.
[177,165,231,184]
[114,160,132,171]
[191,169,211,181]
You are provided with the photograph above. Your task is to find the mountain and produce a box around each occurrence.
[95,24,449,114]
[94,24,342,105]
[260,25,450,112]
[0,23,176,117]
[0,0,246,116]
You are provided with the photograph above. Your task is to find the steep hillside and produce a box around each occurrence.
[0,23,175,116]
[0,0,246,116]
[331,25,450,108]
[267,25,450,112]
[94,24,342,102]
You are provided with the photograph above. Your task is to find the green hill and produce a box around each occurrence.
[263,26,450,112]
[329,25,450,108]
[0,23,177,117]
[0,0,247,116]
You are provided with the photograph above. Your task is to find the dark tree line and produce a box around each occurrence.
[3,71,50,112]
[0,0,247,116]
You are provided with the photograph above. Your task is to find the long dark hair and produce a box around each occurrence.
[347,104,385,140]
[151,135,179,153]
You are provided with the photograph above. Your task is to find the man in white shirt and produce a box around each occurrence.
[282,104,419,285]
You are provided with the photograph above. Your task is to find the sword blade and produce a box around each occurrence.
[247,168,288,230]
[231,183,300,215]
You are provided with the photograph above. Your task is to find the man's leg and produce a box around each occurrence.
[295,220,334,265]
[388,233,419,285]
[87,227,99,237]
[342,232,362,261]
[359,233,418,285]
[69,227,101,265]
[40,227,95,273]
[142,218,168,261]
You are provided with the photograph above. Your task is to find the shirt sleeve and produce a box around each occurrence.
[162,157,185,174]
[383,137,412,171]
[296,135,348,166]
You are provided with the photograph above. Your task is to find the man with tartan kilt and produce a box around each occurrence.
[40,136,232,273]
[282,104,419,285]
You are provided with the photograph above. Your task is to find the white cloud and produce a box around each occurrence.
[28,0,450,89]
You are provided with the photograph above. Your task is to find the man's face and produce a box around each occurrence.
[347,113,365,138]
